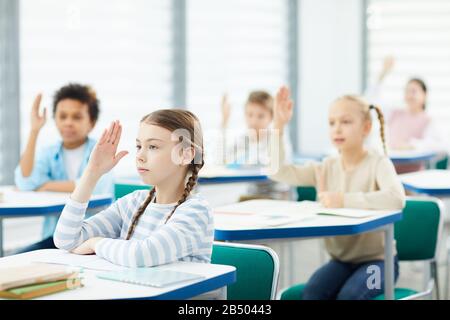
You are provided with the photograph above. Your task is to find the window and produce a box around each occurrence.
[15,0,295,176]
[19,0,175,176]
[0,0,20,185]
[366,0,450,139]
[186,0,291,161]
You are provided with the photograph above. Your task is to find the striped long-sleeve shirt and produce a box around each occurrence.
[54,190,214,267]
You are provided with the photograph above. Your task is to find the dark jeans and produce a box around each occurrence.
[302,256,400,300]
[14,236,57,254]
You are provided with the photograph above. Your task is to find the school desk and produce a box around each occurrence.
[400,170,450,196]
[0,186,112,257]
[389,150,437,165]
[0,249,236,300]
[198,164,269,184]
[294,150,437,166]
[399,169,450,297]
[116,165,270,187]
[213,199,402,300]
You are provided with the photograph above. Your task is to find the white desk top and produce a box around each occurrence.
[0,249,235,300]
[0,186,111,212]
[388,150,436,160]
[115,165,269,186]
[213,200,402,240]
[400,169,450,193]
[199,165,268,178]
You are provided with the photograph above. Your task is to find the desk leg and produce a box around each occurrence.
[384,224,394,300]
[0,218,3,257]
[288,241,295,286]
[218,286,227,300]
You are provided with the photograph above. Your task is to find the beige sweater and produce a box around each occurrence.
[269,134,406,263]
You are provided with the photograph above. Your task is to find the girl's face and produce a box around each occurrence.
[245,103,272,132]
[135,123,193,186]
[54,99,94,147]
[404,81,426,112]
[328,100,371,152]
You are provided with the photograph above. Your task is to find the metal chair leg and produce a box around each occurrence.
[431,260,440,300]
[446,247,450,300]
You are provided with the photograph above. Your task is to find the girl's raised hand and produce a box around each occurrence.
[273,86,294,131]
[87,120,128,177]
[30,93,46,132]
[378,55,395,83]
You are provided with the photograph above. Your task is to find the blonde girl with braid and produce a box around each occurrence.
[54,110,214,267]
[270,87,405,300]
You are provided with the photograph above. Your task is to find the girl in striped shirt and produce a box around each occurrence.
[54,110,213,267]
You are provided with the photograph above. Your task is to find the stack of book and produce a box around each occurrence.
[0,263,83,299]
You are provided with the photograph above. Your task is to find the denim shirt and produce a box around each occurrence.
[14,137,114,238]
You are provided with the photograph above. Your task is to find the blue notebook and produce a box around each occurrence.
[96,268,205,288]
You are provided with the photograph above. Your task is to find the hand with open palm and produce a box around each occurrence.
[87,120,128,177]
[378,55,395,83]
[273,86,294,132]
[30,93,47,132]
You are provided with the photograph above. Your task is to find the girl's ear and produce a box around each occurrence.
[363,119,372,137]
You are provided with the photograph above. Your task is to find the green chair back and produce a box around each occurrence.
[426,154,448,170]
[211,242,279,300]
[435,156,448,170]
[297,186,317,202]
[395,199,442,261]
[280,283,306,300]
[114,183,150,200]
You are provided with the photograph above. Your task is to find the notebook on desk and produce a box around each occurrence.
[214,200,392,220]
[96,268,205,288]
[0,263,78,291]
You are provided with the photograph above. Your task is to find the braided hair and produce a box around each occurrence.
[369,104,387,155]
[125,109,204,240]
[335,95,387,155]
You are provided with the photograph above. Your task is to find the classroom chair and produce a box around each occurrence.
[279,197,444,300]
[211,241,279,300]
[114,182,150,200]
[435,155,448,170]
[296,186,317,202]
[428,154,448,170]
[445,237,450,300]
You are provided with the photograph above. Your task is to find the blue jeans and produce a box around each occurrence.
[302,256,400,300]
[14,236,56,254]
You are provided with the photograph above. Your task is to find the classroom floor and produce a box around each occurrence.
[4,183,450,300]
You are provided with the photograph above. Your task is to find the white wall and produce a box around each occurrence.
[298,0,364,155]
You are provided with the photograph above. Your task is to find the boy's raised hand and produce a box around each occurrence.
[30,93,46,132]
[87,120,128,177]
[221,93,231,128]
[273,86,294,131]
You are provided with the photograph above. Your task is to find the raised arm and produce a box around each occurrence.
[268,86,317,186]
[365,56,395,105]
[71,120,128,203]
[54,121,128,253]
[19,94,46,177]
